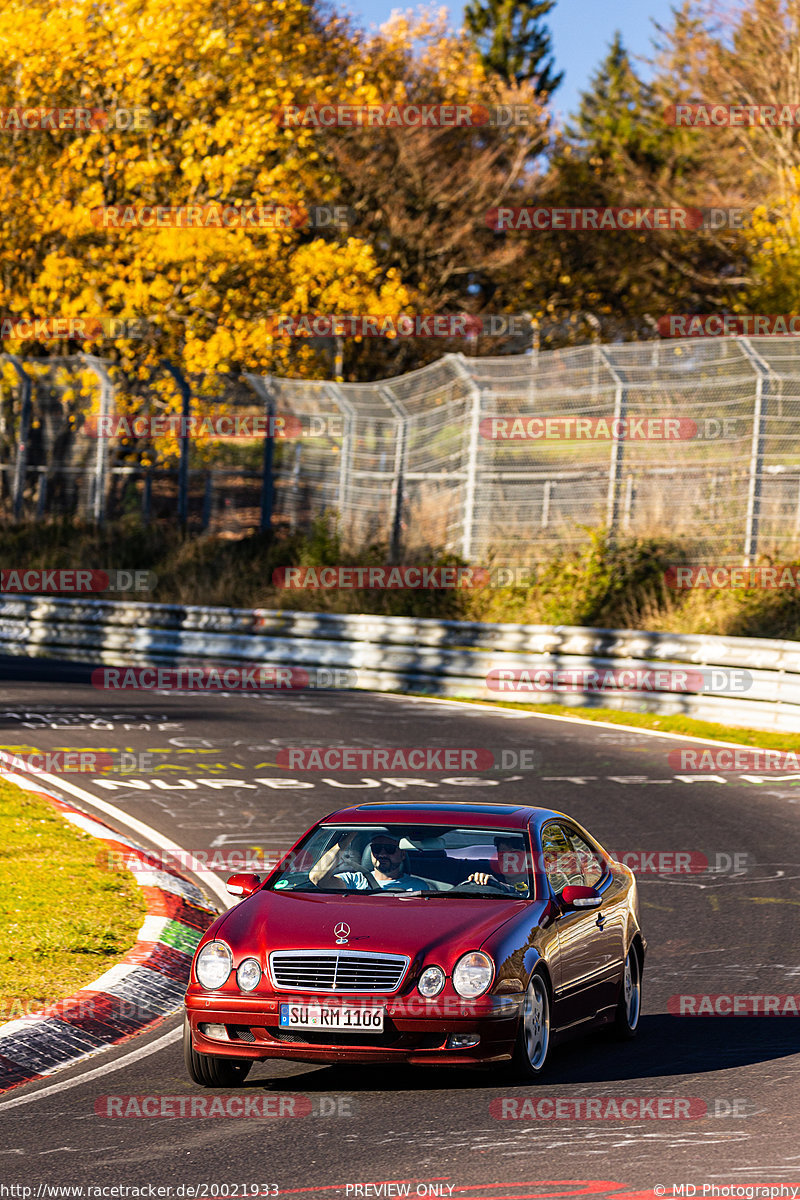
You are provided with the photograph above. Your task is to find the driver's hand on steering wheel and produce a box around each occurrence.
[467,872,494,885]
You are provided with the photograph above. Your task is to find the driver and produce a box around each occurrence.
[466,836,529,894]
[309,832,433,891]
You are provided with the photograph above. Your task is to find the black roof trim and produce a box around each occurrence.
[352,803,527,814]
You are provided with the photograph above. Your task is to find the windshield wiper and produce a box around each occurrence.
[269,885,341,893]
[360,888,428,895]
[420,888,520,898]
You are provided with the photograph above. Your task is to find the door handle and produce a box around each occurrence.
[595,913,605,928]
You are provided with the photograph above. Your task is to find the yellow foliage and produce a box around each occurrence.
[0,0,401,381]
[744,168,800,311]
[0,0,542,461]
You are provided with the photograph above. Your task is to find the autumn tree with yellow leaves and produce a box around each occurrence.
[0,0,548,387]
[0,0,409,379]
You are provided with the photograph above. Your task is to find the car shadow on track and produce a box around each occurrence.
[0,655,98,684]
[245,1014,800,1091]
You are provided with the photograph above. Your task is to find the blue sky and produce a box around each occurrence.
[341,0,679,122]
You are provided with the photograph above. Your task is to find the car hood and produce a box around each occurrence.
[216,889,528,963]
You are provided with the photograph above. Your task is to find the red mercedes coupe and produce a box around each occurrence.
[184,801,645,1083]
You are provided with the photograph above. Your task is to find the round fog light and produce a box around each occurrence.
[418,966,446,998]
[446,1033,480,1049]
[237,957,262,992]
[198,1023,228,1040]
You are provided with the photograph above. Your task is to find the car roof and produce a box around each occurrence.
[319,802,564,830]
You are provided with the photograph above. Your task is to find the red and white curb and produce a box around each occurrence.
[0,779,218,1094]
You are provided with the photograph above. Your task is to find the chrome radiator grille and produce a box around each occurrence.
[269,950,409,992]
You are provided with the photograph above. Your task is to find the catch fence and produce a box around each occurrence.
[1,337,798,562]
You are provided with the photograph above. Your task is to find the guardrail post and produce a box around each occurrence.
[739,338,771,565]
[4,355,33,521]
[80,354,114,525]
[599,348,627,539]
[161,360,191,529]
[244,374,277,534]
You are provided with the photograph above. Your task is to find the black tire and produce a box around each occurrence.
[509,972,552,1080]
[614,944,642,1039]
[183,1016,252,1087]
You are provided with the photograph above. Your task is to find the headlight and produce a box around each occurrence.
[418,966,445,998]
[453,951,494,998]
[195,941,232,989]
[237,957,262,992]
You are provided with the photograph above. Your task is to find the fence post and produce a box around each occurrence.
[541,479,551,528]
[327,383,356,522]
[529,319,539,407]
[244,374,277,534]
[4,355,33,521]
[36,468,47,518]
[80,354,114,525]
[161,360,191,529]
[142,468,152,524]
[599,348,627,538]
[623,474,634,531]
[201,471,213,531]
[379,385,407,561]
[739,338,771,565]
[450,356,483,561]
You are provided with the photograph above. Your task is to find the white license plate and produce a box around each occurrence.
[279,1003,384,1031]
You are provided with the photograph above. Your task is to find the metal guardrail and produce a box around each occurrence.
[2,596,800,734]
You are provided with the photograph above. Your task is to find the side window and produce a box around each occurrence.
[540,822,579,891]
[566,829,606,887]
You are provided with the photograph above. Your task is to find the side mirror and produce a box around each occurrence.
[560,884,602,909]
[226,872,262,898]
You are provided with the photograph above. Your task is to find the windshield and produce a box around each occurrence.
[266,823,534,897]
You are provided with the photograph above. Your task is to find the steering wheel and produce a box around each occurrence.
[455,876,507,891]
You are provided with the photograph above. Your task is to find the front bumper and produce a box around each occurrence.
[185,991,524,1066]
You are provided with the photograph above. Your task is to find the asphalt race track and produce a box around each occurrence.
[1,655,799,1199]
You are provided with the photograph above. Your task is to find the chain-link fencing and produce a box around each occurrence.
[1,336,798,563]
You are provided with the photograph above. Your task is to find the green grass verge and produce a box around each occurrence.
[0,780,147,1021]
[452,698,800,750]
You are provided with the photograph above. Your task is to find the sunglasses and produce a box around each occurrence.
[371,841,401,854]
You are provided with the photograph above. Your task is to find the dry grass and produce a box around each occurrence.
[2,517,800,639]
